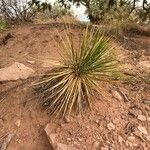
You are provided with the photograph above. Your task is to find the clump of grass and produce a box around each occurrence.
[0,19,7,31]
[123,76,138,86]
[34,27,119,117]
[143,73,150,84]
[111,72,126,81]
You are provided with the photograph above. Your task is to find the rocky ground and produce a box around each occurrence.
[0,24,150,150]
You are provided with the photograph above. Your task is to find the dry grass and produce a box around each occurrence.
[102,21,150,37]
[33,12,80,25]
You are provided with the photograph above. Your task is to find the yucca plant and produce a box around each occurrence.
[34,26,119,118]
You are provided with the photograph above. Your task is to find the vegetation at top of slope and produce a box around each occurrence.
[58,0,150,24]
[0,0,51,24]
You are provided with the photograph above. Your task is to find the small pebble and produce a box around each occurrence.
[95,119,100,124]
[67,138,71,142]
[111,90,124,101]
[78,138,83,142]
[27,60,35,64]
[15,120,21,127]
[127,136,135,143]
[107,122,115,130]
[93,141,100,149]
[118,135,124,143]
[137,115,146,121]
[129,108,142,117]
[137,125,148,135]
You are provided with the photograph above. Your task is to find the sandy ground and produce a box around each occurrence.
[0,24,150,150]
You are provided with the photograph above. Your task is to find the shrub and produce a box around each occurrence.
[143,73,150,84]
[34,27,119,118]
[48,3,69,20]
[0,0,51,24]
[0,19,7,31]
[34,4,78,24]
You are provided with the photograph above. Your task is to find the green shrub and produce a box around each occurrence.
[48,3,69,20]
[0,19,7,31]
[0,0,51,24]
[34,27,119,117]
[143,74,150,84]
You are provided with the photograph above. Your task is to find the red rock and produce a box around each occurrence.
[111,90,124,101]
[137,125,148,135]
[0,62,34,81]
[129,108,142,117]
[137,61,150,70]
[44,124,58,149]
[93,141,100,149]
[107,122,115,130]
[44,123,78,150]
[15,120,21,127]
[137,115,146,121]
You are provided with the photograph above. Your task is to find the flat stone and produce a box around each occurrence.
[125,140,137,147]
[137,115,146,121]
[67,138,71,142]
[137,61,150,70]
[78,138,83,142]
[57,143,78,150]
[15,120,21,127]
[118,136,124,143]
[111,90,124,101]
[44,123,58,149]
[107,122,115,130]
[129,107,142,117]
[137,125,148,135]
[93,141,100,149]
[95,119,100,124]
[133,129,145,142]
[143,100,150,105]
[0,62,34,81]
[127,136,135,143]
[47,133,58,149]
[27,60,35,64]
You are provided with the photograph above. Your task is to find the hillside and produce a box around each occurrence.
[0,24,150,150]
